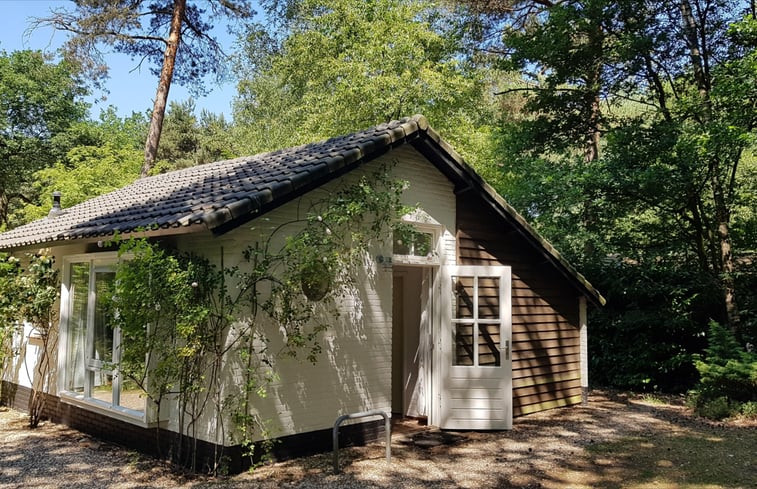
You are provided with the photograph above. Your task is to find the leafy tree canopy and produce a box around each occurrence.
[153,99,240,173]
[11,108,147,226]
[234,0,497,168]
[0,49,88,230]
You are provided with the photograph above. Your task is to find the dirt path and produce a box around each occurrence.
[1,392,755,489]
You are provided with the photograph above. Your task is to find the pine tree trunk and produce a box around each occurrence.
[141,0,186,178]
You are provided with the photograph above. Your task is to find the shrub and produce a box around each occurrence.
[695,396,734,420]
[689,321,757,419]
[740,401,757,419]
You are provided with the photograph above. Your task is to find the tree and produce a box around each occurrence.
[233,0,496,167]
[0,50,87,229]
[456,0,756,389]
[12,108,147,226]
[470,0,754,333]
[153,99,238,173]
[38,0,254,177]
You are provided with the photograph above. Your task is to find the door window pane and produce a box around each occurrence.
[451,273,503,367]
[454,323,474,365]
[478,277,500,319]
[478,323,501,366]
[452,276,474,319]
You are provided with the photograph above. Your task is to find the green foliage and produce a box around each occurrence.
[17,143,142,223]
[0,254,22,375]
[107,166,410,472]
[694,322,757,400]
[477,1,757,390]
[0,49,87,228]
[587,259,715,391]
[9,107,148,226]
[234,0,496,168]
[110,238,220,406]
[695,396,735,420]
[0,253,60,427]
[152,99,239,173]
[15,255,60,336]
[689,321,757,419]
[740,401,757,418]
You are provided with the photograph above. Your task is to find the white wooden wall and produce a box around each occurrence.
[5,145,458,447]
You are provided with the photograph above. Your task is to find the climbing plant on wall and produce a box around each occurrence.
[0,253,60,427]
[108,165,415,473]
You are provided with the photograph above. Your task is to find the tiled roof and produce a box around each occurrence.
[0,114,605,305]
[0,116,426,250]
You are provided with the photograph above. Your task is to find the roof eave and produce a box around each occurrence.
[0,222,209,252]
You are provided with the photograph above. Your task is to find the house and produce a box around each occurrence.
[0,115,604,471]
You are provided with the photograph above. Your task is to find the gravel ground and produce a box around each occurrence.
[0,391,753,489]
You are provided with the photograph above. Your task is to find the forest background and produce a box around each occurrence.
[1,0,755,416]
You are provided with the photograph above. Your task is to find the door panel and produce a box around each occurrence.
[440,265,512,430]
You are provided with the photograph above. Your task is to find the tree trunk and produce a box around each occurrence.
[580,17,603,257]
[0,190,8,229]
[711,161,740,332]
[679,0,740,332]
[141,0,186,178]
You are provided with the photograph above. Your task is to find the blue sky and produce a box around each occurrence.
[1,0,244,119]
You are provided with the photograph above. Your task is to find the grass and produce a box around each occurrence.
[636,393,671,405]
[583,427,757,488]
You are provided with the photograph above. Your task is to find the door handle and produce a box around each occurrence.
[504,340,510,361]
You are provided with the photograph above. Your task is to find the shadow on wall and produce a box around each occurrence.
[222,248,391,445]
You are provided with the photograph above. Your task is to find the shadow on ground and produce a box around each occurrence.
[2,392,755,489]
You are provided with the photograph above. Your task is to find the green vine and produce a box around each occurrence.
[107,165,414,473]
[0,254,22,389]
[0,253,60,427]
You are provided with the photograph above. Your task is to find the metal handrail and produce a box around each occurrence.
[332,409,391,474]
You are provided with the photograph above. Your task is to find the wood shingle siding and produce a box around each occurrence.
[456,193,583,416]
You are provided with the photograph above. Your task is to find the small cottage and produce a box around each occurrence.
[0,115,603,471]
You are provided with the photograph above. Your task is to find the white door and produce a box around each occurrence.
[440,265,512,430]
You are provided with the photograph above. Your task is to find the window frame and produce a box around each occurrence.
[57,252,157,426]
[392,222,441,266]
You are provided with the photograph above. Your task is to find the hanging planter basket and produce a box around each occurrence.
[300,261,331,302]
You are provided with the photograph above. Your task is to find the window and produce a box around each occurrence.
[452,274,501,367]
[392,224,439,266]
[60,254,147,420]
[393,230,433,257]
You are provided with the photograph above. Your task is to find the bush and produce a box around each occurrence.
[694,396,734,420]
[587,260,715,391]
[689,321,757,419]
[740,401,757,419]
